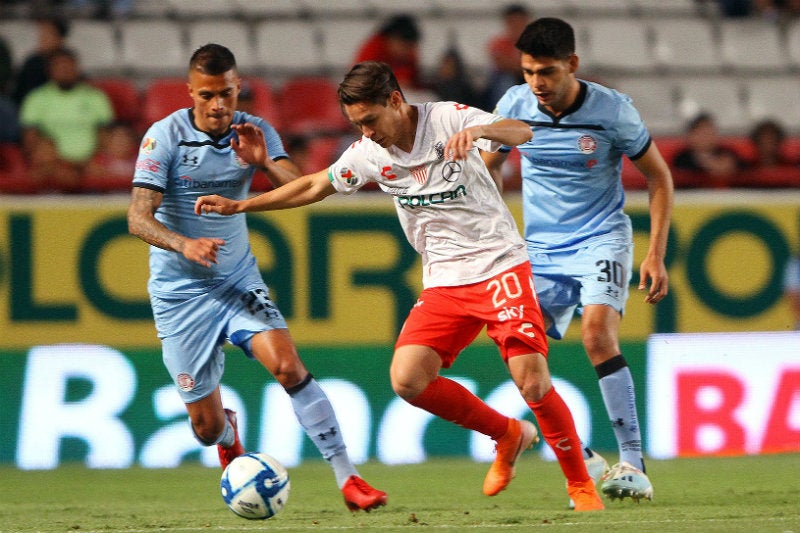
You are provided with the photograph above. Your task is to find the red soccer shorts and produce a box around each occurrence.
[396,261,548,367]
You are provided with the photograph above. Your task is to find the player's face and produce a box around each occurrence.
[520,53,580,116]
[343,91,405,149]
[188,69,240,136]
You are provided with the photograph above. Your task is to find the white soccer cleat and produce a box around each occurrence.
[601,461,654,502]
[585,449,610,486]
[568,448,609,509]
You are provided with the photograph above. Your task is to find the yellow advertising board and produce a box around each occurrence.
[0,191,797,348]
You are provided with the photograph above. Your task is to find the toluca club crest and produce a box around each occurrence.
[577,134,597,154]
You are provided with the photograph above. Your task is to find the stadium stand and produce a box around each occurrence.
[239,77,283,133]
[673,76,750,134]
[578,18,653,75]
[1,2,799,193]
[140,77,191,130]
[718,19,788,73]
[119,19,186,76]
[650,18,721,73]
[66,20,119,76]
[277,76,350,138]
[88,77,141,128]
[186,20,257,71]
[745,77,800,128]
[254,20,324,76]
[608,76,683,136]
[0,18,36,66]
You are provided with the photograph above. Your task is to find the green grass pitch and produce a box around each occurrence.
[1,454,798,533]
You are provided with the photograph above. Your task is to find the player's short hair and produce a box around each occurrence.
[338,61,405,106]
[515,17,575,59]
[189,43,237,76]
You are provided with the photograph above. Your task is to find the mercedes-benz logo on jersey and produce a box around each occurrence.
[442,161,462,182]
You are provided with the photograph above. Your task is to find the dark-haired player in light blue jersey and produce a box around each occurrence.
[483,17,674,503]
[127,43,386,513]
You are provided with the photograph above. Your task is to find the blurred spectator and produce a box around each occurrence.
[1,35,12,95]
[481,3,532,110]
[747,119,793,167]
[713,0,795,21]
[286,135,314,174]
[354,14,422,90]
[739,119,800,187]
[431,47,479,108]
[716,0,757,17]
[26,135,81,192]
[783,255,800,330]
[11,16,69,106]
[0,94,19,142]
[672,112,745,188]
[82,121,137,191]
[19,47,114,191]
[64,0,133,19]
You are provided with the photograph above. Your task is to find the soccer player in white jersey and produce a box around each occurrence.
[483,18,674,502]
[195,60,605,511]
[127,44,387,512]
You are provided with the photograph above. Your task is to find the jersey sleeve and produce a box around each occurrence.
[237,112,289,161]
[613,94,651,160]
[489,91,517,153]
[327,138,372,195]
[132,121,173,192]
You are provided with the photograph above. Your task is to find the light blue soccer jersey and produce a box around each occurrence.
[496,80,651,251]
[132,109,288,297]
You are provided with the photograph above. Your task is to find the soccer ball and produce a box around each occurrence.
[220,452,290,519]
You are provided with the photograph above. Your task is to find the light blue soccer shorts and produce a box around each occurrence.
[150,267,288,403]
[529,238,633,340]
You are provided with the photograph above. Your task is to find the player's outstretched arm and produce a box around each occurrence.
[195,170,337,215]
[128,186,225,267]
[445,118,532,161]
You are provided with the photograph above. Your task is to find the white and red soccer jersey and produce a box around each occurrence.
[328,101,528,289]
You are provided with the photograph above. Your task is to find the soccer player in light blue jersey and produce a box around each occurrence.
[127,44,386,512]
[784,255,800,330]
[483,18,674,503]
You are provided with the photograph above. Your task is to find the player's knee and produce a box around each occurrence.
[581,325,616,356]
[268,356,307,388]
[517,378,551,403]
[391,375,426,401]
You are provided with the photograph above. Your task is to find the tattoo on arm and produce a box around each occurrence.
[127,187,185,253]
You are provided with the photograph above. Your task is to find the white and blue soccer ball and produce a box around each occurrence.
[220,452,290,520]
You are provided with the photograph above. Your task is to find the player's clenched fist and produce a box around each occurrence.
[195,195,241,216]
[182,237,225,267]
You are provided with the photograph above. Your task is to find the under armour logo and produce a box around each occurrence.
[182,154,199,165]
[317,427,338,441]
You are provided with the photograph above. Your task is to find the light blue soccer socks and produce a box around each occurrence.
[595,355,646,472]
[287,374,359,487]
